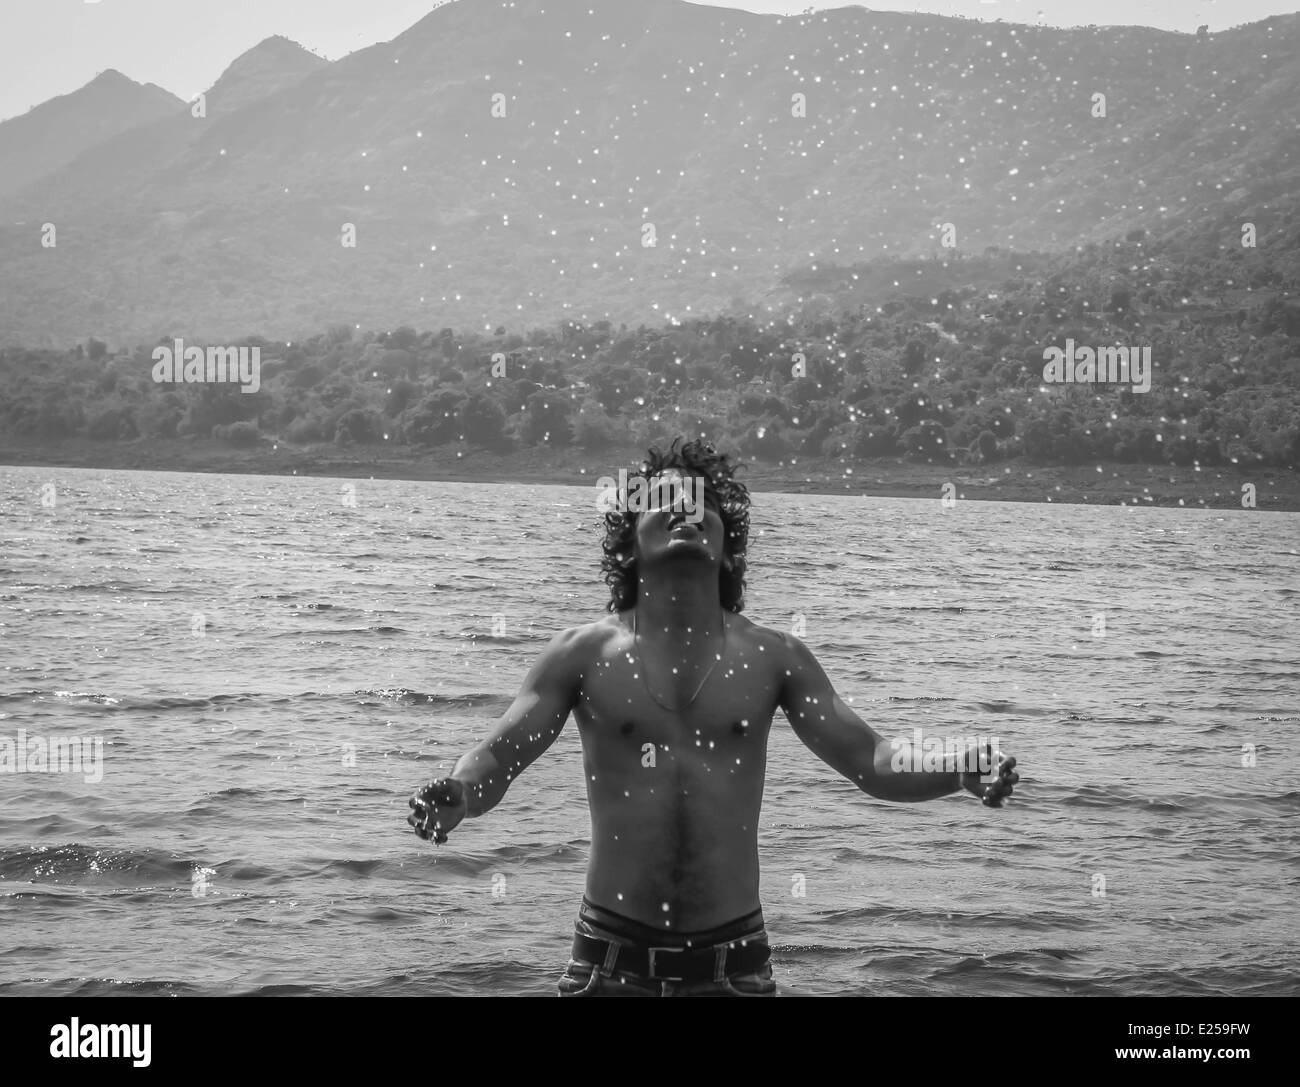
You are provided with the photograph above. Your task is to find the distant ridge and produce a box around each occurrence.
[1,1,1298,344]
[0,70,183,199]
[0,36,332,220]
[202,36,329,117]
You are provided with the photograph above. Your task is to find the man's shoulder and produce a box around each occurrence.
[732,615,829,680]
[727,612,802,658]
[545,613,625,657]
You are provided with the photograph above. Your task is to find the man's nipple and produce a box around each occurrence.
[620,720,635,736]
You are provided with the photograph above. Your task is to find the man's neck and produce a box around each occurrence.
[634,573,725,639]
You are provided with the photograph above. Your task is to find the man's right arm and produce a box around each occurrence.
[433,625,587,823]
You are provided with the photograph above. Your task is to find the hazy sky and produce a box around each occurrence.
[1,0,1291,122]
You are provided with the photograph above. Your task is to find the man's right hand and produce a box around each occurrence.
[407,777,469,843]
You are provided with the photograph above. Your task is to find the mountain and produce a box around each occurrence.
[2,0,1298,347]
[0,70,183,200]
[0,37,329,225]
[203,35,329,117]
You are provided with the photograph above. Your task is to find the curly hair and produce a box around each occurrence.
[601,437,750,613]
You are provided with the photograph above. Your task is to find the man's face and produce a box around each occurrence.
[632,470,727,569]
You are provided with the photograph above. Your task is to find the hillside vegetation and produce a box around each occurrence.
[4,226,1297,473]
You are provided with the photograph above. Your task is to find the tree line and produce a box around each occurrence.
[3,222,1298,471]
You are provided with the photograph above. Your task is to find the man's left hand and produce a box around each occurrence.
[961,747,1019,807]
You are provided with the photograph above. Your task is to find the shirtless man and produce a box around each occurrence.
[408,438,1019,996]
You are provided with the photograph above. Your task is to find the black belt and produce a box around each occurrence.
[572,932,770,982]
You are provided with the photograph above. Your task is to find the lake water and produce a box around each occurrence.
[1,466,1297,996]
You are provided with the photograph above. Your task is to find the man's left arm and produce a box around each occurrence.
[777,633,1018,805]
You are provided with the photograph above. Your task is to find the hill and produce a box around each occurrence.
[1,1,1298,345]
[0,70,183,200]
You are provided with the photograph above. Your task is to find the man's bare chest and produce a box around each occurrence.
[576,647,781,754]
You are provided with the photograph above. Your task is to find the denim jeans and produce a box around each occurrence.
[556,897,777,997]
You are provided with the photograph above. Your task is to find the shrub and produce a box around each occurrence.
[850,421,899,458]
[572,401,623,450]
[458,394,509,449]
[214,421,260,447]
[288,415,325,443]
[384,380,420,417]
[138,401,182,439]
[739,419,790,460]
[335,409,379,445]
[519,390,574,447]
[403,390,466,446]
[900,420,950,462]
[87,406,138,441]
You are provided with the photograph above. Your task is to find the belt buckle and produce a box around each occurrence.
[646,946,688,980]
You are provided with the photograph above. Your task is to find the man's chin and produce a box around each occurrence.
[651,538,716,560]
